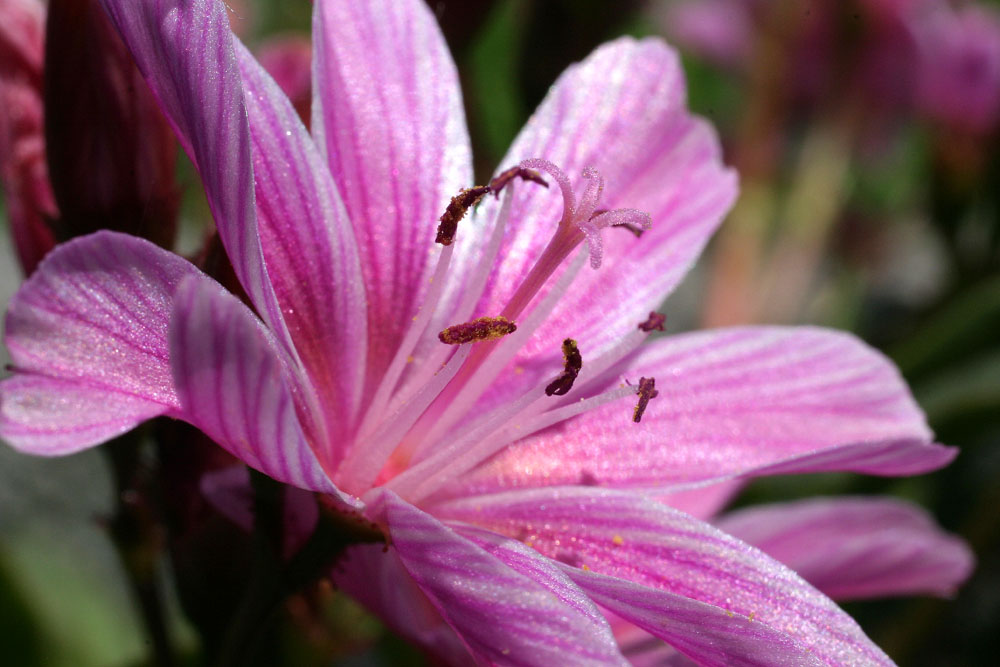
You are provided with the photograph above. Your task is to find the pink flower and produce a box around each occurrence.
[0,0,968,664]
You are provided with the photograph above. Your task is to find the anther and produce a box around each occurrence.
[545,338,582,396]
[632,376,659,423]
[436,185,490,245]
[438,316,517,345]
[638,312,666,332]
[489,166,548,197]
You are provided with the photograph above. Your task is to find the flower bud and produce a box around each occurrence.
[0,0,56,274]
[44,0,179,249]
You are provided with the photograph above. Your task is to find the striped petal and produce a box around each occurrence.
[434,488,894,666]
[473,37,737,368]
[716,497,974,600]
[365,489,627,666]
[1,232,199,453]
[450,327,954,496]
[169,275,357,507]
[563,569,823,667]
[234,39,367,445]
[312,0,473,391]
[98,0,294,354]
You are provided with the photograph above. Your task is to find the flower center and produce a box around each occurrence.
[336,159,655,495]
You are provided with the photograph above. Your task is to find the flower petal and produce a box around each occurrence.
[169,274,357,506]
[365,489,627,666]
[716,497,974,600]
[233,39,367,441]
[451,327,954,496]
[434,487,894,666]
[475,37,737,364]
[98,0,293,352]
[312,0,473,389]
[1,231,200,453]
[0,374,169,455]
[564,569,823,667]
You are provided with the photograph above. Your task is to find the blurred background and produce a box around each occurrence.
[1,0,998,664]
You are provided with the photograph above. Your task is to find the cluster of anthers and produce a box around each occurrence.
[335,159,664,498]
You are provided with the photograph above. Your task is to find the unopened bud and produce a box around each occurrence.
[0,0,56,274]
[44,0,179,248]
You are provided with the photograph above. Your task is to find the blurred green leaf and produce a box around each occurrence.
[468,0,529,166]
[890,275,1000,382]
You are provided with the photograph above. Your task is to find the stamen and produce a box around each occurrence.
[545,338,582,396]
[396,382,636,503]
[438,316,517,345]
[632,376,659,423]
[638,312,666,332]
[489,166,547,196]
[407,248,588,461]
[436,185,490,246]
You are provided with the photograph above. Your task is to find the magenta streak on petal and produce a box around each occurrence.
[433,487,895,666]
[0,231,201,454]
[365,489,628,665]
[98,0,297,362]
[168,275,359,509]
[445,326,954,497]
[716,497,974,601]
[312,0,472,400]
[233,38,367,452]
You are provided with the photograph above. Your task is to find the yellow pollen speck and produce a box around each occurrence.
[524,541,533,548]
[726,610,734,618]
[514,366,524,374]
[612,535,624,546]
[581,564,591,571]
[406,355,415,363]
[748,612,756,622]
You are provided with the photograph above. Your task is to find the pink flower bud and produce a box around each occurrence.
[44,0,179,249]
[0,0,56,274]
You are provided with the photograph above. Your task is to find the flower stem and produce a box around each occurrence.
[104,430,175,667]
[215,472,383,667]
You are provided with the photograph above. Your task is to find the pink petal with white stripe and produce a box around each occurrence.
[474,38,737,369]
[434,488,894,666]
[449,327,954,496]
[168,275,357,507]
[98,0,293,353]
[1,231,200,453]
[365,489,627,665]
[312,0,473,390]
[234,39,367,445]
[716,497,974,600]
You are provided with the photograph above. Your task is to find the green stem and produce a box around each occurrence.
[104,431,175,667]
